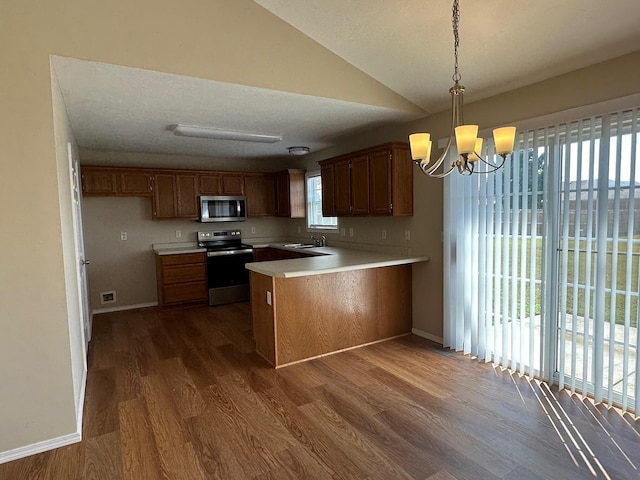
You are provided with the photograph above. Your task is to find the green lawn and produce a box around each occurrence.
[485,236,639,328]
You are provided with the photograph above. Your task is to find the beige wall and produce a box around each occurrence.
[296,52,640,340]
[82,196,290,310]
[2,0,640,460]
[0,0,416,458]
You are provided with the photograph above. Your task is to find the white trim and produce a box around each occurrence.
[412,328,443,345]
[0,351,89,465]
[0,432,81,465]
[76,367,87,432]
[305,170,338,231]
[92,301,157,315]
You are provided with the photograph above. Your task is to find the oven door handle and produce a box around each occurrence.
[206,248,253,257]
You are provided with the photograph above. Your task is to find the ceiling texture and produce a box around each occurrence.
[53,0,640,162]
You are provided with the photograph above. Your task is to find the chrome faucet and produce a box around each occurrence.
[311,235,326,247]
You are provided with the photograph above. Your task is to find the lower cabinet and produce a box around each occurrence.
[155,253,207,306]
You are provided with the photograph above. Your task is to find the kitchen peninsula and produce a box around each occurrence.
[246,246,429,367]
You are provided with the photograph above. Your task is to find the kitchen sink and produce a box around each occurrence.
[283,243,316,249]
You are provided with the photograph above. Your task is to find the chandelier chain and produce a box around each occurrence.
[452,0,461,83]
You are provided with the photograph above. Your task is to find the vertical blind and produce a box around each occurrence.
[443,107,640,414]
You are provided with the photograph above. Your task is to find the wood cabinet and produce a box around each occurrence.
[350,155,370,215]
[82,166,152,196]
[275,169,306,218]
[152,174,177,219]
[198,174,222,195]
[198,173,245,195]
[320,164,335,216]
[82,168,118,195]
[81,165,309,220]
[152,173,198,219]
[244,173,276,217]
[318,142,412,217]
[175,174,198,218]
[118,171,152,196]
[222,174,244,195]
[251,264,412,367]
[155,253,207,306]
[334,158,352,216]
[369,149,393,215]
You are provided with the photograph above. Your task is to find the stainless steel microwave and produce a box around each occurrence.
[198,196,247,222]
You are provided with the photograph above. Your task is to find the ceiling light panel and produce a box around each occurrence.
[171,124,283,143]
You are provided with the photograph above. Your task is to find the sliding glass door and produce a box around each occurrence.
[556,112,640,411]
[443,107,640,414]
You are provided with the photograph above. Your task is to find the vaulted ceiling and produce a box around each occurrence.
[53,0,640,162]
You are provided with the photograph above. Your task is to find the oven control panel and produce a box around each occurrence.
[198,230,241,241]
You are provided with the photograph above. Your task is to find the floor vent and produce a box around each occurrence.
[100,291,116,304]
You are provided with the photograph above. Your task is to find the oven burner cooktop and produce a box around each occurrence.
[197,229,252,252]
[197,230,254,306]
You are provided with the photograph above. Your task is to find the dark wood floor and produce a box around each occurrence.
[1,303,639,479]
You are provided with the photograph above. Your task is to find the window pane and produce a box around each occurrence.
[306,173,337,230]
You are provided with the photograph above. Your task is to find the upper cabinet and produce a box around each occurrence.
[318,142,412,217]
[320,164,335,217]
[198,174,222,195]
[199,173,245,196]
[244,173,276,217]
[275,169,305,218]
[152,172,198,220]
[152,174,178,219]
[333,159,352,216]
[222,174,244,195]
[82,166,152,196]
[80,165,307,221]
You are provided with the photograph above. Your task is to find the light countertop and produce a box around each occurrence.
[152,241,430,278]
[153,242,206,255]
[245,245,429,278]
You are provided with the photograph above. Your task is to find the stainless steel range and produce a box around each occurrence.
[197,230,254,306]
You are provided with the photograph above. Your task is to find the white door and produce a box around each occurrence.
[68,143,92,355]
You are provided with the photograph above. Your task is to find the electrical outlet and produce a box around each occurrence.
[381,229,387,240]
[405,229,411,241]
[251,226,256,234]
[297,226,301,234]
[349,227,354,237]
[175,230,182,238]
[341,228,346,237]
[120,232,127,241]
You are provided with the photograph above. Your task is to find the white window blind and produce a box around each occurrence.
[443,107,640,414]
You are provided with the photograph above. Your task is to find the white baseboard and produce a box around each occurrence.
[0,431,81,465]
[411,328,443,345]
[92,301,157,315]
[0,365,88,465]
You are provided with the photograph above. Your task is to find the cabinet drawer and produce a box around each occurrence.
[160,253,205,267]
[162,282,208,304]
[163,264,206,284]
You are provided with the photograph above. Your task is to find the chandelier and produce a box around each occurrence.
[409,0,516,177]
